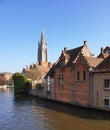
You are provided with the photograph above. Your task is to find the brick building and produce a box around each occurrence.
[22,62,51,96]
[44,41,103,107]
[74,52,102,107]
[0,72,13,86]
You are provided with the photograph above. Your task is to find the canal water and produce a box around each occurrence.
[0,88,110,130]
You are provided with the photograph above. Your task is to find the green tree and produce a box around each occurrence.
[12,73,31,94]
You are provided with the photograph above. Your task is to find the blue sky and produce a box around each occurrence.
[0,0,110,73]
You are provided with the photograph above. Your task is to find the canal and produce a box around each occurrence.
[0,88,110,130]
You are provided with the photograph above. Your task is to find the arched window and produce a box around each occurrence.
[76,71,80,81]
[83,71,86,81]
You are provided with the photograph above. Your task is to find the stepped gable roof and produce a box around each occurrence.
[22,63,50,76]
[45,64,56,78]
[66,46,83,65]
[30,64,34,69]
[55,46,83,67]
[35,64,50,76]
[46,46,83,77]
[22,68,31,73]
[95,56,110,70]
[85,57,103,68]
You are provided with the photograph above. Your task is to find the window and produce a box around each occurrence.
[60,60,65,67]
[76,71,80,81]
[59,74,64,86]
[104,98,110,107]
[47,76,50,91]
[104,79,110,89]
[105,50,110,55]
[83,71,86,81]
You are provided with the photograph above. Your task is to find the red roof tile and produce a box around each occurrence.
[86,57,103,68]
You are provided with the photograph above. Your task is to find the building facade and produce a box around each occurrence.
[90,47,110,111]
[54,41,103,106]
[44,41,104,108]
[0,72,13,87]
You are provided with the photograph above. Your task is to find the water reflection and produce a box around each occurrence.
[0,88,110,130]
[25,97,110,121]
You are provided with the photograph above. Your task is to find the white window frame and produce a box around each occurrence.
[59,73,64,87]
[104,79,110,90]
[104,98,110,107]
[47,76,51,91]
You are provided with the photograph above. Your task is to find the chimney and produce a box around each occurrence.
[64,47,68,52]
[84,40,88,46]
[48,62,53,68]
[100,47,104,54]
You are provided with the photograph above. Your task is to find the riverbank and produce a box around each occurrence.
[1,87,110,130]
[0,85,14,88]
[29,93,110,117]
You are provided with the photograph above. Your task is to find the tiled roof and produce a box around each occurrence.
[45,46,83,77]
[55,46,83,67]
[97,46,110,58]
[22,63,50,77]
[45,64,56,78]
[45,43,103,77]
[86,57,103,68]
[22,68,31,72]
[36,64,50,76]
[96,56,110,70]
[66,46,83,65]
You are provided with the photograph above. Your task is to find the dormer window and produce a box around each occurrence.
[60,60,65,66]
[105,50,110,55]
[60,51,69,67]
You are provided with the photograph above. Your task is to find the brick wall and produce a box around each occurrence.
[55,67,73,103]
[0,73,12,85]
[54,53,89,107]
[74,53,89,107]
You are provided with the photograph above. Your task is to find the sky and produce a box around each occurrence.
[0,0,110,73]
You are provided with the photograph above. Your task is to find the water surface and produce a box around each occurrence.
[0,88,110,130]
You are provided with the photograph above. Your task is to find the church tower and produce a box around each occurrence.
[38,27,48,64]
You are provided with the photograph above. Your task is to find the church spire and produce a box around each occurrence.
[41,26,45,45]
[38,27,48,63]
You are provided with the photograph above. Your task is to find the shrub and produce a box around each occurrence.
[12,73,31,94]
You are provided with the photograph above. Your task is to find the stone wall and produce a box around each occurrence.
[90,72,110,111]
